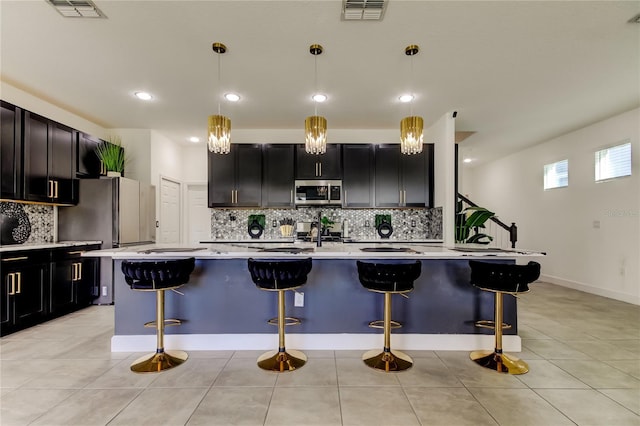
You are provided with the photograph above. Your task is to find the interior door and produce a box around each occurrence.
[186,184,210,244]
[160,177,181,243]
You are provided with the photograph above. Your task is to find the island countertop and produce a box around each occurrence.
[85,241,544,260]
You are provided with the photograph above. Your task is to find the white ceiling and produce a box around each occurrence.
[1,1,638,164]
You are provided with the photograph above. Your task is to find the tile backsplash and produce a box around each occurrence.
[209,207,442,241]
[0,201,54,244]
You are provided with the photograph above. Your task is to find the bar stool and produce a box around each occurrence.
[248,258,312,372]
[469,260,541,374]
[356,260,422,372]
[121,258,195,373]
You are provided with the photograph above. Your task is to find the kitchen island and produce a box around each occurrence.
[88,242,543,352]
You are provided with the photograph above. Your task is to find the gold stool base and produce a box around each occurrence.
[130,350,188,373]
[470,350,529,375]
[257,349,307,372]
[362,349,413,372]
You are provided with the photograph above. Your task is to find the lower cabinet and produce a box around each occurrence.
[1,244,100,336]
[1,250,48,335]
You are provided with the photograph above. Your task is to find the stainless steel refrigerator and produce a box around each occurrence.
[58,177,156,304]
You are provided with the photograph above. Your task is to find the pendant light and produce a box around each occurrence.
[400,44,424,155]
[305,44,327,155]
[208,42,231,154]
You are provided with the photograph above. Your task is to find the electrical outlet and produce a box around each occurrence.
[102,286,108,297]
[294,291,304,307]
[364,220,370,227]
[411,220,416,227]
[593,220,600,229]
[272,220,278,227]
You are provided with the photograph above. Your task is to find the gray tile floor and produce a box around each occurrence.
[1,282,639,425]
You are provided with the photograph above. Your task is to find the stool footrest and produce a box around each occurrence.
[474,320,512,330]
[368,320,402,330]
[257,349,307,372]
[130,350,188,373]
[267,317,301,326]
[144,318,182,328]
[470,350,529,375]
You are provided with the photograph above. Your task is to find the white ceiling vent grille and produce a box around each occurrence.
[342,0,387,21]
[47,0,106,18]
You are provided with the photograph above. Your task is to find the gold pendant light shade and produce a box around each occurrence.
[400,116,424,155]
[305,115,327,155]
[207,114,231,154]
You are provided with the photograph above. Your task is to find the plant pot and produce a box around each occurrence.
[106,171,122,177]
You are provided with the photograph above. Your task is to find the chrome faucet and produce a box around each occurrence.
[316,210,322,247]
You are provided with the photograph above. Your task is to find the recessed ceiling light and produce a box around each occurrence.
[224,93,240,102]
[463,158,472,163]
[312,93,327,103]
[399,94,414,103]
[189,137,200,143]
[134,91,153,101]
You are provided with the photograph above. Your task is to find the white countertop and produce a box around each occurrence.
[84,242,544,260]
[0,241,102,253]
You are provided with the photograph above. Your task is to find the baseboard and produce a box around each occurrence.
[541,274,640,306]
[111,333,521,352]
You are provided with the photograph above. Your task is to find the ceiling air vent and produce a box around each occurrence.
[46,0,106,18]
[342,0,387,21]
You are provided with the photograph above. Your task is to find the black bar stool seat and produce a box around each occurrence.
[469,260,541,374]
[357,260,421,372]
[122,258,195,373]
[248,258,312,372]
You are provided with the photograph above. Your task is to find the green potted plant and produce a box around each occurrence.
[455,202,496,244]
[320,216,335,235]
[95,136,125,177]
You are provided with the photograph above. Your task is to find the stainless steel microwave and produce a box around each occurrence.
[294,180,342,206]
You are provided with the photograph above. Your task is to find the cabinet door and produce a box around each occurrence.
[50,122,77,204]
[13,265,47,326]
[77,133,102,178]
[374,145,402,207]
[75,258,98,307]
[208,150,236,207]
[263,144,294,207]
[50,260,75,315]
[401,149,427,207]
[342,144,373,207]
[295,145,341,179]
[23,111,50,202]
[0,101,22,199]
[1,267,14,331]
[235,145,262,207]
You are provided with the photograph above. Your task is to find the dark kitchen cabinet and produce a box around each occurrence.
[295,144,341,179]
[0,250,48,336]
[208,144,262,207]
[374,144,434,207]
[0,101,22,200]
[263,144,294,207]
[50,245,100,317]
[23,111,78,204]
[77,132,105,178]
[342,144,374,207]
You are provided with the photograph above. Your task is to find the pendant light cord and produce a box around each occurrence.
[409,52,414,117]
[314,52,318,116]
[217,52,222,115]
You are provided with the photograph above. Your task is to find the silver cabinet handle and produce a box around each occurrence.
[344,190,348,206]
[315,162,319,177]
[231,190,234,204]
[319,162,322,176]
[290,190,293,204]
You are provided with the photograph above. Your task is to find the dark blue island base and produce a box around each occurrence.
[112,258,519,352]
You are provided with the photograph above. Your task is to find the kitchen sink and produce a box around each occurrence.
[360,247,417,253]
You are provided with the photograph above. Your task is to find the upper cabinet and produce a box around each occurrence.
[208,144,262,207]
[23,111,78,205]
[342,144,374,207]
[263,144,295,208]
[374,144,434,208]
[0,101,22,200]
[295,144,342,179]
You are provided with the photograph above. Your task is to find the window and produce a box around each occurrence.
[595,141,631,181]
[544,159,568,190]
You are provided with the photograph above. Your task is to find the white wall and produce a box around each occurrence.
[464,108,640,305]
[182,145,208,183]
[1,81,106,138]
[150,130,183,186]
[110,129,151,185]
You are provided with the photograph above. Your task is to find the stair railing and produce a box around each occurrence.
[457,193,518,249]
